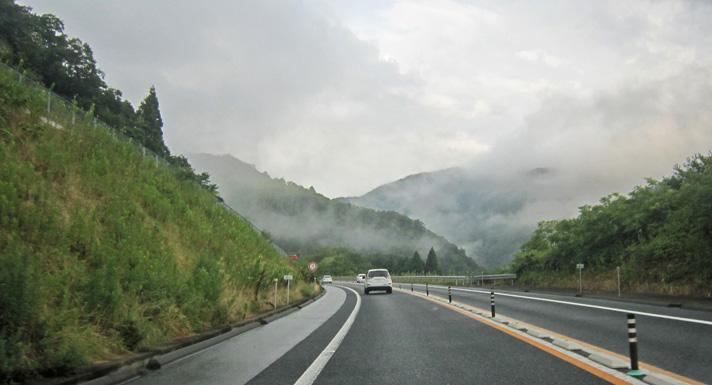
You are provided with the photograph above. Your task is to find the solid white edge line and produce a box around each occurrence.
[293,285,361,385]
[403,283,712,326]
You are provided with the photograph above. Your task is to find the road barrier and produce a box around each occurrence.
[627,314,643,377]
[490,291,495,317]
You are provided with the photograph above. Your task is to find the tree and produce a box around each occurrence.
[408,251,425,274]
[425,247,440,274]
[136,86,170,157]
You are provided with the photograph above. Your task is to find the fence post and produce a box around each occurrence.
[627,314,644,377]
[490,291,495,317]
[426,282,429,296]
[448,285,452,303]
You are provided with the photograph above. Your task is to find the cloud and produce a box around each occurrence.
[19,0,712,200]
[516,49,562,68]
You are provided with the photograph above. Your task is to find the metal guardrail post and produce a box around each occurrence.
[490,291,495,317]
[448,285,452,303]
[627,314,643,377]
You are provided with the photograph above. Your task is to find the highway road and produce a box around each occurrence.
[122,284,640,385]
[403,282,712,384]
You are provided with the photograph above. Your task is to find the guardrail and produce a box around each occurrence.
[393,274,517,286]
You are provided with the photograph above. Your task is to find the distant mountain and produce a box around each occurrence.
[188,153,479,273]
[341,166,599,268]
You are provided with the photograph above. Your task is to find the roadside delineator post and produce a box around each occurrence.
[411,282,413,292]
[490,291,495,317]
[426,282,429,296]
[627,314,644,377]
[448,285,452,303]
[273,278,278,310]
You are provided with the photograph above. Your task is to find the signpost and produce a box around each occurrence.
[284,274,293,304]
[576,263,584,296]
[308,261,318,284]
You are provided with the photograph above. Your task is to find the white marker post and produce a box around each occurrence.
[273,278,278,309]
[576,263,584,296]
[284,274,293,304]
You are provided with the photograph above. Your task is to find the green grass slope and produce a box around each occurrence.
[0,65,308,380]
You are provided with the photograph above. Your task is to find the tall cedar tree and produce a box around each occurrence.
[136,86,170,157]
[425,247,440,274]
[409,251,425,273]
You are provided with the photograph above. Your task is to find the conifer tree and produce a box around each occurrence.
[425,247,440,274]
[136,86,170,157]
[409,251,425,274]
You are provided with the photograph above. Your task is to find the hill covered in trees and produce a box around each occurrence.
[510,154,712,296]
[188,154,480,275]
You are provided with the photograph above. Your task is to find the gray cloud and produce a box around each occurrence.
[19,0,712,201]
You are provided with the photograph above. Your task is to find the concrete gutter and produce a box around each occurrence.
[27,288,325,385]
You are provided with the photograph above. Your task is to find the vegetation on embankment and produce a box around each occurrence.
[509,154,712,297]
[0,65,313,382]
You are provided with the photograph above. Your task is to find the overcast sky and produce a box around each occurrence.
[20,0,712,197]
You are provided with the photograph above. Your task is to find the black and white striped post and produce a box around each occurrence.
[448,285,452,303]
[426,282,429,296]
[490,291,496,317]
[627,314,644,377]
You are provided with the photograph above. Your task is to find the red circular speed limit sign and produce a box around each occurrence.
[308,261,317,272]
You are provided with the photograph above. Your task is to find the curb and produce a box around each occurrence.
[28,288,326,385]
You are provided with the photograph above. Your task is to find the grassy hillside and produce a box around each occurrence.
[188,154,480,274]
[0,65,311,381]
[510,154,712,297]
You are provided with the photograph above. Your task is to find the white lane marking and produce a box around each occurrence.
[406,283,712,326]
[294,285,361,385]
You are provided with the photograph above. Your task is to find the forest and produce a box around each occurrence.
[510,154,712,296]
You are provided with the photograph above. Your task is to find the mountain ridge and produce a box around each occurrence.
[187,153,480,273]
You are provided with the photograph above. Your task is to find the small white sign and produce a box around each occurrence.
[576,263,584,269]
[308,261,318,272]
[283,274,293,281]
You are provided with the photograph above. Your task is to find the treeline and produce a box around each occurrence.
[310,246,474,276]
[0,0,215,191]
[510,154,712,295]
